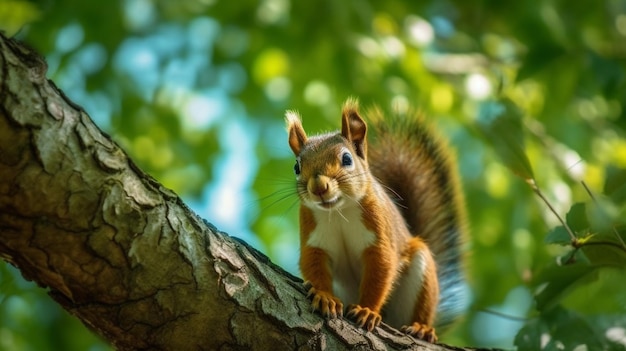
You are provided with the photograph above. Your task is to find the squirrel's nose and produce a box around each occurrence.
[314,183,329,197]
[308,175,330,198]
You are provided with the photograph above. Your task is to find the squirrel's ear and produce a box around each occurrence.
[341,99,367,159]
[286,111,307,156]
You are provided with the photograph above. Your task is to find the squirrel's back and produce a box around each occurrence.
[366,105,469,328]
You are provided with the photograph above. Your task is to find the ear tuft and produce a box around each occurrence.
[343,97,360,115]
[286,111,307,156]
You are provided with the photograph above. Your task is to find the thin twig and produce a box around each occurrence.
[479,308,529,322]
[580,180,596,201]
[527,179,577,243]
[577,240,626,252]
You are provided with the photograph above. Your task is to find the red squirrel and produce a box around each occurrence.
[286,98,467,343]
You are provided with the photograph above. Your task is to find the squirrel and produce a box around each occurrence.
[285,98,468,343]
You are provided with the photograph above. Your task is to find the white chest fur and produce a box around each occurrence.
[306,204,377,305]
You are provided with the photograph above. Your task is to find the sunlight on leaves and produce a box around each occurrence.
[252,48,290,85]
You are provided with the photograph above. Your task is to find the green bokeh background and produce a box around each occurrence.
[2,0,626,350]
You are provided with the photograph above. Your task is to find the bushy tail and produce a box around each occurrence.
[367,107,469,329]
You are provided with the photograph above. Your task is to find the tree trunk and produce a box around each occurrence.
[0,33,484,351]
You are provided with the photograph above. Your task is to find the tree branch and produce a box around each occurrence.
[0,33,484,351]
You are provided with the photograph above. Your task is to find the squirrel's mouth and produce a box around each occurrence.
[316,196,342,210]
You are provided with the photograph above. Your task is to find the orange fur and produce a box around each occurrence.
[357,191,397,313]
[286,99,465,343]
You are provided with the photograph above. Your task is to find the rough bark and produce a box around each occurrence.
[0,33,485,351]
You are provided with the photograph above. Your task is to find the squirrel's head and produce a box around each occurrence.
[285,99,370,211]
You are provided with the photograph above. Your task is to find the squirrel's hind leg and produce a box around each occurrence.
[389,237,440,343]
[404,237,439,342]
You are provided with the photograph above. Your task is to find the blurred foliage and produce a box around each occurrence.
[2,0,626,349]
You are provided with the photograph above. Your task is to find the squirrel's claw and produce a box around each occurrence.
[346,304,382,331]
[305,284,343,319]
[401,323,438,343]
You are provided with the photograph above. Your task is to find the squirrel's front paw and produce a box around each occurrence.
[304,283,343,319]
[346,304,382,331]
[401,323,438,343]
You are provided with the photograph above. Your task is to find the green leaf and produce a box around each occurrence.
[476,99,535,180]
[534,263,599,311]
[560,268,626,314]
[565,202,589,234]
[604,166,626,204]
[545,225,571,245]
[581,240,626,267]
[546,203,593,245]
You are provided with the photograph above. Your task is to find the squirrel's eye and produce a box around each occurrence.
[293,161,301,175]
[341,152,353,167]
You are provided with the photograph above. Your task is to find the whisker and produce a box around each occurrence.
[253,182,302,215]
[265,193,298,211]
[256,176,297,186]
[335,206,349,223]
[371,175,407,209]
[282,197,301,214]
[257,188,294,201]
[343,192,367,214]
